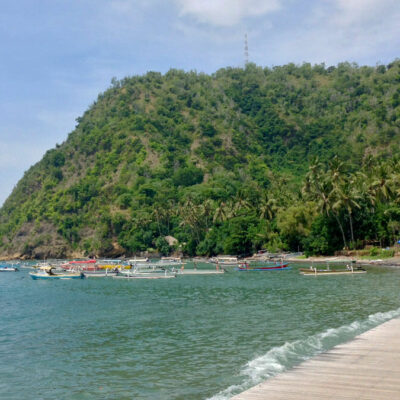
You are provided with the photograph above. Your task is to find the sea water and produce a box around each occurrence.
[1,263,400,399]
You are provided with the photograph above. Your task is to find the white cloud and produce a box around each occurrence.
[333,0,398,26]
[263,0,400,66]
[326,0,400,61]
[174,0,281,27]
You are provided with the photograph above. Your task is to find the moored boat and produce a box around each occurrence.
[62,259,126,274]
[210,256,238,266]
[62,259,98,271]
[79,269,119,277]
[68,259,96,264]
[0,264,19,272]
[236,262,291,271]
[299,265,366,276]
[128,257,149,264]
[114,274,176,280]
[30,266,85,280]
[160,256,182,264]
[118,264,177,279]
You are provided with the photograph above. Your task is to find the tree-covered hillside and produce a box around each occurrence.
[1,61,400,259]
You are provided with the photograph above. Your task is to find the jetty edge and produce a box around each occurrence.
[231,317,400,400]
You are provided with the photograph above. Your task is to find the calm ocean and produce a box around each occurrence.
[1,262,400,399]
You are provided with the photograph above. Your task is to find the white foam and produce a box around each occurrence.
[207,307,400,400]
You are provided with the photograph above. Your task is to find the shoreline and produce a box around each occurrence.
[3,254,400,267]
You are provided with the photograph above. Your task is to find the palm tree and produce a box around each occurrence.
[302,158,325,200]
[164,200,177,234]
[370,163,394,202]
[232,195,251,217]
[259,192,278,220]
[331,180,361,244]
[179,199,200,243]
[328,155,346,187]
[199,199,215,230]
[362,154,376,177]
[213,201,228,223]
[302,158,348,249]
[151,208,163,236]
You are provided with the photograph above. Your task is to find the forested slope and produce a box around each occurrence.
[1,61,400,259]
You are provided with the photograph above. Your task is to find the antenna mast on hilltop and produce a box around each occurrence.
[244,33,249,66]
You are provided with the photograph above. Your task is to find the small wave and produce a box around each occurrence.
[207,307,400,400]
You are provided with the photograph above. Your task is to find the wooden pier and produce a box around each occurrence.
[232,317,400,400]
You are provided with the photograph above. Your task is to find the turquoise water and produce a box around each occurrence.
[1,262,400,399]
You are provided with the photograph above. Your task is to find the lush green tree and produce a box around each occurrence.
[2,60,400,258]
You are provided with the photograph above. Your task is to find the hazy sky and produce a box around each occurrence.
[0,0,399,205]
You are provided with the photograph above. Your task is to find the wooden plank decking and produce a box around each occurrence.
[232,317,400,400]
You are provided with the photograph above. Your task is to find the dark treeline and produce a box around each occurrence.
[1,60,400,258]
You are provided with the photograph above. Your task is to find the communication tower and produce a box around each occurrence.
[244,33,249,66]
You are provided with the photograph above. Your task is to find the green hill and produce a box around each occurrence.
[1,61,400,259]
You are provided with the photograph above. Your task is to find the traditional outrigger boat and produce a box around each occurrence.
[114,274,176,280]
[128,257,149,264]
[0,264,19,272]
[236,262,291,271]
[299,264,366,276]
[30,266,85,280]
[61,259,121,277]
[62,259,97,270]
[210,256,238,266]
[96,259,130,270]
[73,268,119,277]
[117,263,177,279]
[159,256,182,264]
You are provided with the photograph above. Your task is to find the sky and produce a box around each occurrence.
[0,0,399,205]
